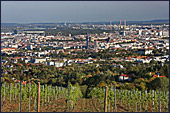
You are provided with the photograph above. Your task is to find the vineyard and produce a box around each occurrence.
[1,82,169,112]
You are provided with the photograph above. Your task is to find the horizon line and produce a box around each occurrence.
[1,18,169,24]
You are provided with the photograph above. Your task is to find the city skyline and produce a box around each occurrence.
[1,1,169,23]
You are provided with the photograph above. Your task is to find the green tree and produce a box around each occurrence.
[148,77,169,91]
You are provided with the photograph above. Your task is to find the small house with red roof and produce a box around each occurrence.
[119,73,132,81]
[153,73,166,78]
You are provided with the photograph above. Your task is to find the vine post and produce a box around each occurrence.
[37,82,40,112]
[114,86,117,112]
[135,90,137,112]
[67,81,69,112]
[29,82,31,112]
[139,91,141,112]
[3,82,6,105]
[145,90,147,112]
[19,70,23,112]
[10,83,12,102]
[152,90,154,112]
[159,90,161,112]
[20,79,22,112]
[104,86,108,112]
[111,84,113,112]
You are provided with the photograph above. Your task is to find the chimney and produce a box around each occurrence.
[110,20,112,30]
[120,19,121,26]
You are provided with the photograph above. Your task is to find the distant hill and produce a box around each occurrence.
[1,19,169,26]
[81,19,169,25]
[147,19,169,22]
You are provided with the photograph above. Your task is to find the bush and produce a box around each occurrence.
[147,77,169,91]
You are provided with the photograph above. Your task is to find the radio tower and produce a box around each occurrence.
[120,19,121,26]
[124,20,126,30]
[110,20,112,30]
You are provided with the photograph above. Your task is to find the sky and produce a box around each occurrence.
[1,1,169,23]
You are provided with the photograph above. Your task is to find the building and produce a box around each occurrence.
[27,45,33,50]
[46,61,55,66]
[138,30,142,36]
[55,62,64,67]
[158,31,163,36]
[32,58,46,63]
[137,49,153,55]
[119,74,131,81]
[14,30,17,34]
[86,36,89,49]
[163,31,169,37]
[24,31,45,36]
[94,40,99,49]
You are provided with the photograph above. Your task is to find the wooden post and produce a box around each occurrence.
[140,91,141,112]
[135,90,137,112]
[34,84,36,110]
[111,85,113,112]
[29,82,31,112]
[3,82,6,105]
[15,83,17,103]
[104,86,108,112]
[48,86,49,103]
[108,100,110,112]
[166,91,169,112]
[114,86,117,112]
[20,80,22,112]
[10,83,12,102]
[68,82,69,112]
[37,82,40,112]
[152,90,154,112]
[159,90,161,112]
[145,90,147,112]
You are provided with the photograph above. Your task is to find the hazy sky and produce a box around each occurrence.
[1,1,169,23]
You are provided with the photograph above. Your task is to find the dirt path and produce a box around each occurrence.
[1,97,169,112]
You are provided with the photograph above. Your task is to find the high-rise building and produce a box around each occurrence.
[94,40,99,49]
[138,30,142,36]
[14,30,17,34]
[89,37,92,42]
[27,45,33,50]
[124,20,126,29]
[86,36,89,49]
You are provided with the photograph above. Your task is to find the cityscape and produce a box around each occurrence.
[1,1,169,112]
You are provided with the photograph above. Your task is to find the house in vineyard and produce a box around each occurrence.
[118,73,132,81]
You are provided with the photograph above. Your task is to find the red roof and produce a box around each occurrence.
[120,74,131,77]
[153,75,166,78]
[58,68,63,70]
[1,48,17,50]
[22,81,27,85]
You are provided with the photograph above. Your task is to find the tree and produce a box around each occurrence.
[148,77,169,91]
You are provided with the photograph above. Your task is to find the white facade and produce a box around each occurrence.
[46,61,55,66]
[163,31,169,37]
[33,58,46,63]
[55,62,64,67]
[145,49,153,55]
